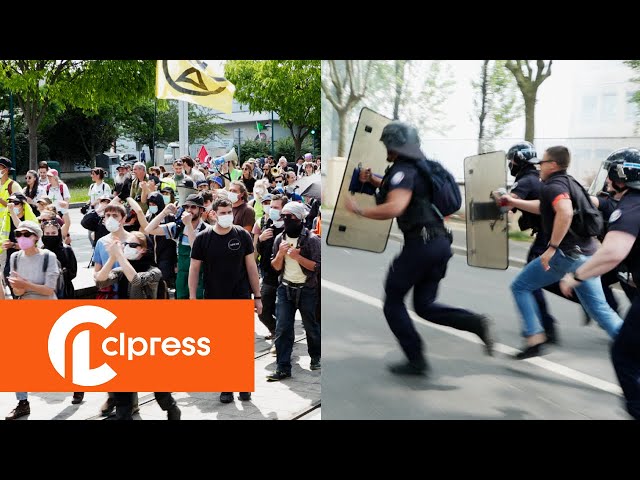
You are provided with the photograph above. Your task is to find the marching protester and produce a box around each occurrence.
[189,197,262,403]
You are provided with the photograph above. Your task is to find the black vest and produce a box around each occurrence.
[376,159,441,233]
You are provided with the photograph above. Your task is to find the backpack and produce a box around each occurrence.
[413,158,462,219]
[558,174,604,238]
[12,250,65,299]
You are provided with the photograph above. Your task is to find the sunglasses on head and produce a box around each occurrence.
[123,242,142,248]
[14,231,35,238]
[40,220,60,228]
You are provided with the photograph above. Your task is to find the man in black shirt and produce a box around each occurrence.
[189,197,262,404]
[500,146,623,359]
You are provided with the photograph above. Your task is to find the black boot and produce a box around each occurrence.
[388,357,429,376]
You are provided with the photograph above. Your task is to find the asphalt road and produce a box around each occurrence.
[322,233,631,420]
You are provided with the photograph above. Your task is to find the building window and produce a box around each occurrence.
[582,95,597,122]
[626,91,638,122]
[600,92,617,122]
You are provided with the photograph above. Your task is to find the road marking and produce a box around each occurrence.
[322,279,623,397]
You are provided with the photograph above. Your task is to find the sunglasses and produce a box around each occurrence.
[123,242,142,248]
[14,231,35,238]
[537,160,555,165]
[40,220,60,228]
[280,214,297,220]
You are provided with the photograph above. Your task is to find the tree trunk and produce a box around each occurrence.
[337,109,348,157]
[393,60,407,120]
[294,135,302,160]
[27,122,38,171]
[478,60,489,154]
[524,93,535,143]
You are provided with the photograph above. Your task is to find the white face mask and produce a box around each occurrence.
[273,220,284,228]
[105,216,121,233]
[148,205,158,214]
[123,245,140,260]
[263,205,271,215]
[13,207,20,215]
[216,214,233,228]
[227,191,239,203]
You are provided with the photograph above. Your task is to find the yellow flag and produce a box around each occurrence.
[156,60,235,113]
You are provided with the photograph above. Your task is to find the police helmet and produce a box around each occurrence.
[507,141,537,165]
[379,121,424,159]
[606,148,640,190]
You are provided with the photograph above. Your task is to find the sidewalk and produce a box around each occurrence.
[0,315,321,421]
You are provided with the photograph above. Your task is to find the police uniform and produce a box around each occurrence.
[606,189,640,419]
[511,167,559,340]
[379,157,492,370]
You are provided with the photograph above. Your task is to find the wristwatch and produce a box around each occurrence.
[573,272,584,283]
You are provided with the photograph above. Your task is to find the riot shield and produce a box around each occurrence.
[326,108,393,253]
[464,151,509,269]
[588,161,611,196]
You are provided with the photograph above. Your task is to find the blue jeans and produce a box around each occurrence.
[275,284,321,374]
[511,250,622,339]
[16,392,27,401]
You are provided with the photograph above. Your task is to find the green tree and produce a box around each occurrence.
[0,60,155,170]
[625,60,640,130]
[505,60,553,142]
[472,60,522,153]
[119,99,227,162]
[321,60,373,156]
[365,61,456,136]
[226,60,320,160]
[40,107,119,170]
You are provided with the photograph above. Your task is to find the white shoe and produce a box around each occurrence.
[270,345,277,355]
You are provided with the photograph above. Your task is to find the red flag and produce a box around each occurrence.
[196,145,209,164]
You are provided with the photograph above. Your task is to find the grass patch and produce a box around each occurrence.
[66,178,115,204]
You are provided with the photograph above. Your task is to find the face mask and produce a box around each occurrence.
[276,182,283,189]
[148,205,158,215]
[269,208,281,222]
[227,192,239,203]
[283,218,303,237]
[42,235,60,250]
[216,214,233,228]
[162,195,171,204]
[263,205,271,215]
[17,236,36,250]
[205,204,212,212]
[273,220,284,228]
[105,217,121,233]
[123,245,140,260]
[508,160,522,177]
[13,207,21,215]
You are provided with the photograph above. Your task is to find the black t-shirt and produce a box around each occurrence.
[511,168,544,238]
[256,219,284,286]
[190,225,254,299]
[605,189,640,282]
[539,171,597,255]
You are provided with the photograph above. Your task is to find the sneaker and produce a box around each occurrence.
[5,400,30,420]
[71,392,84,405]
[166,404,181,420]
[387,359,429,376]
[219,392,234,403]
[270,345,277,356]
[100,397,116,417]
[310,358,321,371]
[514,343,544,360]
[477,315,495,356]
[266,370,291,382]
[545,328,560,345]
[238,392,251,401]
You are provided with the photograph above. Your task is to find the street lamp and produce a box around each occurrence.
[310,129,316,156]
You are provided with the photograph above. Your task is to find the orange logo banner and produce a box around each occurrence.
[0,300,254,392]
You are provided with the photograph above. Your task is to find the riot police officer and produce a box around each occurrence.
[505,142,560,344]
[560,148,640,419]
[345,121,494,376]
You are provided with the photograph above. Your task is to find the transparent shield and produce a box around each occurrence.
[327,108,393,253]
[588,161,611,196]
[464,151,509,269]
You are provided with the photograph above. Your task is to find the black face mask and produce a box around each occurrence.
[283,218,303,237]
[42,235,62,250]
[509,160,522,177]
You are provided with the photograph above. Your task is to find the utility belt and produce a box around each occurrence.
[281,279,309,309]
[403,225,452,243]
[281,279,308,289]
